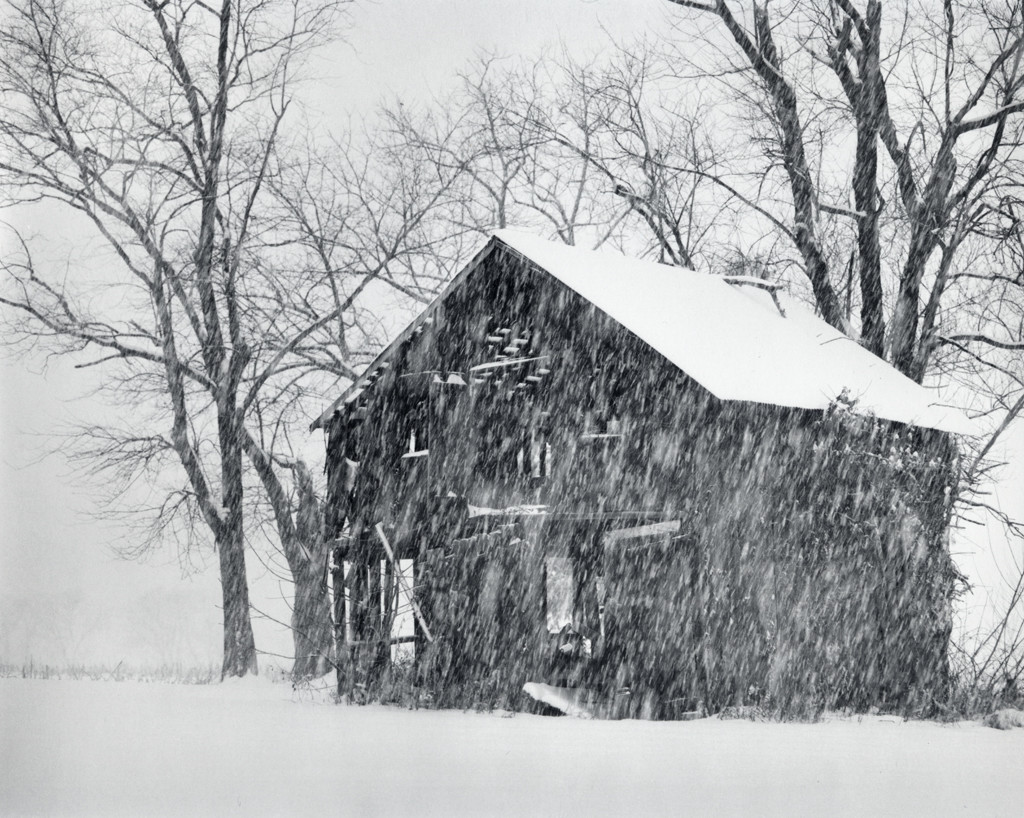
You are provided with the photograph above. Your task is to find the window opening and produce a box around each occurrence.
[545,555,575,634]
[402,399,430,459]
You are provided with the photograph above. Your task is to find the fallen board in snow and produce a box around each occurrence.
[523,682,596,718]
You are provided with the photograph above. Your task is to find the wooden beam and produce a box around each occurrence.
[603,520,682,546]
[374,523,434,643]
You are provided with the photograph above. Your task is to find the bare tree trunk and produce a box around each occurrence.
[890,139,957,379]
[291,461,334,679]
[217,520,258,677]
[851,1,886,357]
[681,1,848,332]
[218,389,258,677]
[291,557,334,679]
[242,432,334,679]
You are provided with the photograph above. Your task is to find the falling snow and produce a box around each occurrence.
[318,234,971,718]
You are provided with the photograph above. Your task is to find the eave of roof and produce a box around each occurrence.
[309,236,502,430]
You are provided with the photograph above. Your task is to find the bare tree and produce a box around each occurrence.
[0,0,343,677]
[517,47,719,263]
[661,1,1024,375]
[384,48,732,267]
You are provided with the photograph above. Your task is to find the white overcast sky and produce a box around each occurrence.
[1,0,1020,668]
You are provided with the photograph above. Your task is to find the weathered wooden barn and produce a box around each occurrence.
[312,231,973,717]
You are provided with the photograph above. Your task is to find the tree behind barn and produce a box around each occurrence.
[660,1,1024,384]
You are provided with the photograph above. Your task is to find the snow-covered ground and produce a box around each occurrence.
[2,677,1022,817]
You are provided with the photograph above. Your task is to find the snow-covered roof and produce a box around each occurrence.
[313,231,975,435]
[496,231,974,435]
